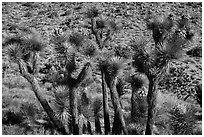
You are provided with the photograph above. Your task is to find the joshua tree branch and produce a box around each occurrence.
[76,62,91,86]
[18,59,68,135]
[108,78,128,135]
[101,69,111,134]
[90,18,103,49]
[103,30,112,46]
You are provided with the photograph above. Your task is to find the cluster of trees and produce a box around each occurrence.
[3,7,196,135]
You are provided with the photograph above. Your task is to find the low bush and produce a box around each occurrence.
[3,75,30,89]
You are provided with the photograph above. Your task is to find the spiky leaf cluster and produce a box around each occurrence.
[99,56,127,88]
[80,39,98,57]
[153,23,194,70]
[21,28,44,52]
[4,28,44,62]
[65,50,77,75]
[5,44,22,62]
[85,7,100,18]
[69,32,85,47]
[116,78,128,97]
[3,35,23,47]
[130,38,152,73]
[114,45,133,59]
[96,18,106,29]
[168,104,197,135]
[108,20,121,32]
[20,102,37,118]
[146,14,174,31]
[53,86,71,124]
[146,14,174,44]
[130,74,148,90]
[51,33,78,76]
[51,33,69,46]
[132,14,194,80]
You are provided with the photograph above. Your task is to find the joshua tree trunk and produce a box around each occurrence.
[108,78,128,135]
[87,120,93,135]
[18,59,67,135]
[195,84,202,107]
[78,114,84,135]
[91,18,103,49]
[112,111,122,135]
[95,115,102,134]
[69,87,79,135]
[145,78,157,135]
[101,70,111,134]
[112,84,124,135]
[131,88,138,118]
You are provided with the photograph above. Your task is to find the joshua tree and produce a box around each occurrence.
[99,56,129,135]
[4,27,67,134]
[131,14,194,135]
[84,7,122,134]
[50,32,92,134]
[98,57,111,134]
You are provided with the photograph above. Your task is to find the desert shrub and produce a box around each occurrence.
[48,11,58,18]
[24,11,33,17]
[2,125,25,135]
[155,92,201,135]
[159,62,201,101]
[2,87,42,121]
[20,101,39,118]
[2,124,53,135]
[2,88,36,106]
[168,103,198,135]
[127,123,145,135]
[2,85,12,108]
[3,75,30,89]
[2,110,25,125]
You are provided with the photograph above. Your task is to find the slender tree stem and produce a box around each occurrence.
[112,111,122,135]
[95,115,102,134]
[90,18,102,49]
[145,78,157,135]
[101,70,110,134]
[69,87,79,135]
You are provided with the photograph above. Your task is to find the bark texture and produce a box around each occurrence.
[69,88,79,135]
[145,78,157,135]
[101,71,111,134]
[112,111,122,135]
[95,115,102,134]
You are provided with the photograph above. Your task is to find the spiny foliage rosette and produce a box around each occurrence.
[131,13,194,78]
[4,28,44,62]
[85,7,100,19]
[99,56,127,87]
[53,86,71,125]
